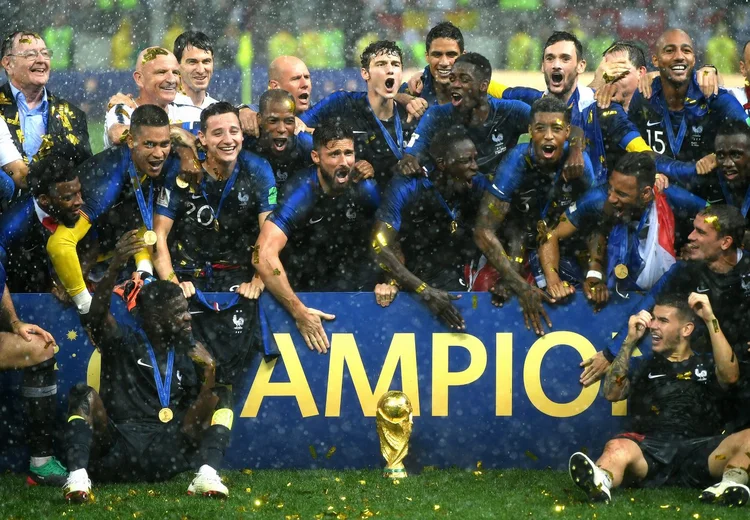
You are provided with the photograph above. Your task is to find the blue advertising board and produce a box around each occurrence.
[0,291,645,472]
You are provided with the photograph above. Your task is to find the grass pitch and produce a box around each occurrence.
[0,468,747,520]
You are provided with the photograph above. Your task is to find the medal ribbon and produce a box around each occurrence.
[659,98,688,158]
[428,179,459,227]
[606,202,651,289]
[140,331,174,411]
[717,173,750,218]
[366,97,404,160]
[128,162,154,231]
[199,162,241,226]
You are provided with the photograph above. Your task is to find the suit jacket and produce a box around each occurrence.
[0,81,92,164]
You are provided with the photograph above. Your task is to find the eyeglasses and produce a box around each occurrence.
[6,49,53,60]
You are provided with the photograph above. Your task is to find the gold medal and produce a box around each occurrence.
[450,221,457,234]
[143,230,157,246]
[176,175,189,189]
[614,264,629,279]
[158,407,173,423]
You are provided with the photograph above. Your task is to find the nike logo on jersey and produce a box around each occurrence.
[308,216,324,224]
[646,120,661,127]
[696,287,710,293]
[137,358,153,369]
[648,373,666,379]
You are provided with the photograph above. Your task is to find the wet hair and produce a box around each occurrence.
[259,89,296,115]
[1,30,41,58]
[603,40,647,70]
[654,293,696,325]
[697,204,745,250]
[530,97,570,124]
[425,22,464,54]
[716,120,750,141]
[454,52,492,83]
[543,31,584,62]
[360,40,403,70]
[173,30,214,63]
[29,146,85,197]
[429,125,473,161]
[313,119,354,151]
[613,152,656,190]
[130,104,170,136]
[137,280,185,317]
[199,100,239,133]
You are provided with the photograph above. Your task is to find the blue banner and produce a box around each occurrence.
[0,292,645,472]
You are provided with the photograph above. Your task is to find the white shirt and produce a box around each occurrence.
[103,101,205,148]
[0,117,22,167]
[729,86,750,117]
[174,91,218,110]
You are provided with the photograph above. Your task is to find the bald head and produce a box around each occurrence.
[133,47,180,108]
[268,55,311,114]
[652,29,695,87]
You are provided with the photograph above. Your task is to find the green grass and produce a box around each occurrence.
[89,122,104,155]
[0,468,747,519]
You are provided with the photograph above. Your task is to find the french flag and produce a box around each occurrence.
[635,189,676,290]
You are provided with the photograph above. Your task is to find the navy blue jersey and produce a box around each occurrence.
[76,146,181,252]
[629,76,747,163]
[405,96,530,175]
[501,86,544,106]
[398,66,441,106]
[299,91,415,186]
[156,150,276,269]
[0,196,52,292]
[375,173,501,289]
[267,167,381,291]
[242,132,313,189]
[494,143,595,248]
[0,170,14,205]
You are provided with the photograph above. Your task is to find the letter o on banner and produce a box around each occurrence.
[523,331,599,418]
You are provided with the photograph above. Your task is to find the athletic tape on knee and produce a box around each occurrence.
[211,409,234,430]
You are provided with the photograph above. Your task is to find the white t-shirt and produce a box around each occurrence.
[0,117,22,167]
[729,86,750,118]
[173,91,218,110]
[103,101,205,148]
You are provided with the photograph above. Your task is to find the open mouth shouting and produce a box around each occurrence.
[146,158,166,175]
[297,92,310,109]
[548,70,565,90]
[384,77,396,95]
[651,330,661,346]
[451,90,463,107]
[540,143,558,160]
[272,137,288,153]
[334,166,350,185]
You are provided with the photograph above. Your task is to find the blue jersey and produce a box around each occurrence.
[242,132,313,189]
[0,196,51,292]
[405,97,530,175]
[300,91,415,187]
[376,173,501,290]
[76,146,181,253]
[398,66,441,106]
[0,170,14,205]
[267,167,381,291]
[494,143,595,249]
[156,150,277,268]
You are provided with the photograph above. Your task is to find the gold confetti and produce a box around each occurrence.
[142,47,169,64]
[692,514,699,519]
[242,469,253,475]
[336,514,348,520]
[309,445,318,459]
[273,268,281,276]
[245,487,252,493]
[392,479,400,485]
[473,470,482,476]
[405,497,412,501]
[525,450,539,461]
[146,489,157,497]
[358,480,366,485]
[472,295,478,309]
[715,454,727,460]
[326,446,337,458]
[334,477,341,482]
[254,499,262,507]
[476,461,483,469]
[287,482,292,487]
[285,515,301,520]
[360,509,375,518]
[128,489,137,496]
[660,504,670,509]
[433,505,441,511]
[340,496,347,501]
[277,503,284,509]
[554,505,565,512]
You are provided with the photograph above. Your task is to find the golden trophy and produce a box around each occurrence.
[376,391,413,479]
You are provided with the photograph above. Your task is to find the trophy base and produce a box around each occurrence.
[383,467,408,479]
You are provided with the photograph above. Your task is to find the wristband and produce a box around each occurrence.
[586,270,603,280]
[415,282,427,294]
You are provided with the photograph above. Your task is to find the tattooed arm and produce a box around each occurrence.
[602,310,651,401]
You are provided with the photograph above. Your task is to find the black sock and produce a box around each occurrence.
[22,358,57,458]
[200,424,230,470]
[65,418,93,472]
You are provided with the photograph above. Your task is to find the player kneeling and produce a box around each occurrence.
[569,293,750,506]
[63,231,233,502]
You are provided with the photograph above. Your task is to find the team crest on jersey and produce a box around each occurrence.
[275,169,288,183]
[694,365,708,382]
[741,272,750,295]
[690,125,703,148]
[491,129,506,155]
[345,207,357,221]
[237,191,249,209]
[233,312,245,333]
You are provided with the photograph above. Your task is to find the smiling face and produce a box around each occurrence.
[259,98,296,155]
[127,124,172,177]
[449,61,488,114]
[715,133,750,185]
[542,40,585,99]
[199,112,242,165]
[685,214,733,262]
[362,51,403,100]
[312,138,355,194]
[1,33,51,91]
[134,51,180,107]
[426,37,461,86]
[179,44,213,95]
[652,30,695,87]
[530,111,569,166]
[39,177,83,227]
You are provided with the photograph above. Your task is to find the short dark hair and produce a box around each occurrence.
[173,30,214,63]
[425,22,464,54]
[429,125,473,161]
[1,30,41,58]
[360,40,403,70]
[199,101,239,133]
[454,52,492,83]
[603,40,647,70]
[543,31,584,62]
[130,104,170,136]
[530,96,570,124]
[613,152,655,190]
[138,280,184,317]
[259,89,296,115]
[697,204,746,250]
[313,119,354,151]
[29,147,85,197]
[716,120,750,141]
[654,292,696,325]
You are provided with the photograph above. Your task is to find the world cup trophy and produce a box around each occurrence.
[376,391,413,478]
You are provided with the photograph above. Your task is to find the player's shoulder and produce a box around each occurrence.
[383,173,422,197]
[280,167,318,200]
[238,148,273,172]
[489,96,531,113]
[0,194,34,227]
[571,186,607,212]
[78,145,127,174]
